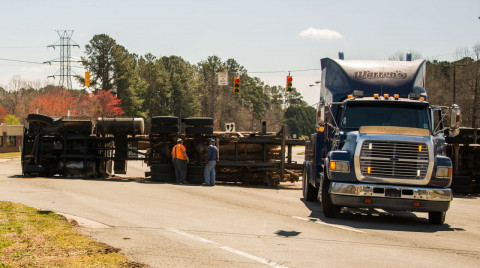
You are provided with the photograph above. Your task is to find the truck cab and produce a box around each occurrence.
[303,57,461,224]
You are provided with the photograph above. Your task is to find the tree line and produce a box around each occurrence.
[75,34,315,135]
[0,34,478,137]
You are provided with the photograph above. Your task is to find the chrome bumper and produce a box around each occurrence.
[330,182,452,202]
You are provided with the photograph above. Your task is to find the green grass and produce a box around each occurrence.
[0,152,21,159]
[0,201,144,268]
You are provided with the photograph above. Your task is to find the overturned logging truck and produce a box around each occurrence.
[21,114,304,186]
[446,127,480,194]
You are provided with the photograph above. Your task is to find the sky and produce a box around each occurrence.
[0,0,479,105]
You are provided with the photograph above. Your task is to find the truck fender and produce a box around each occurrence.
[304,161,313,185]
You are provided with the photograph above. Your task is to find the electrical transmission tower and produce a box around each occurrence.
[46,30,79,89]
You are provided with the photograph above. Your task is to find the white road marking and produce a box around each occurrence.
[292,216,365,233]
[168,228,289,268]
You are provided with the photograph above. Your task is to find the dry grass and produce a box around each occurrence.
[0,202,145,268]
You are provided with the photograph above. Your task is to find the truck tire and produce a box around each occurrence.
[23,165,49,176]
[151,164,174,173]
[96,117,145,135]
[185,126,213,135]
[452,176,472,186]
[184,117,214,126]
[151,172,176,182]
[302,163,317,201]
[151,125,178,134]
[428,211,446,225]
[321,176,340,218]
[151,116,179,125]
[27,114,54,126]
[188,165,205,175]
[62,118,93,133]
[187,174,204,184]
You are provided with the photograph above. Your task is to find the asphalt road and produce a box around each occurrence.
[1,156,479,268]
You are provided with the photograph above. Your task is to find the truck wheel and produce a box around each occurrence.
[151,125,178,134]
[151,172,176,182]
[321,177,340,218]
[151,164,174,173]
[96,117,145,135]
[428,211,446,225]
[27,114,54,126]
[452,176,472,186]
[151,116,179,125]
[302,163,317,201]
[185,126,213,135]
[23,165,49,176]
[184,117,214,126]
[187,174,204,184]
[188,165,205,175]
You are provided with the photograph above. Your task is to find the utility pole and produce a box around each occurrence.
[46,30,79,90]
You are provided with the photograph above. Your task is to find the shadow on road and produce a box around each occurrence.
[300,198,465,233]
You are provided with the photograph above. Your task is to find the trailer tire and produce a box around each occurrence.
[151,116,179,125]
[27,114,54,126]
[321,176,340,218]
[452,176,472,186]
[150,172,176,182]
[451,185,474,194]
[428,211,446,225]
[151,125,178,134]
[185,126,213,135]
[302,163,317,201]
[23,165,49,176]
[184,117,214,126]
[187,174,204,184]
[96,117,145,135]
[151,164,174,173]
[188,165,205,175]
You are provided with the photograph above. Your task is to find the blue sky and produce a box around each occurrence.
[0,0,479,105]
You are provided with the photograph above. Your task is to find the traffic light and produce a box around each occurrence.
[286,75,292,92]
[234,76,240,93]
[85,71,90,87]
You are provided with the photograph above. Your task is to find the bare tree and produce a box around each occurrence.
[471,42,480,130]
[388,50,422,61]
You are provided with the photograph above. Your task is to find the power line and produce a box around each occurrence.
[0,57,84,69]
[0,46,47,49]
[0,58,44,65]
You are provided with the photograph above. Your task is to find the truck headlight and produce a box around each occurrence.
[436,166,452,178]
[329,160,350,173]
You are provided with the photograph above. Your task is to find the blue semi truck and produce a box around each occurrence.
[302,56,461,224]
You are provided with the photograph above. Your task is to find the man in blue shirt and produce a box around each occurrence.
[204,139,218,186]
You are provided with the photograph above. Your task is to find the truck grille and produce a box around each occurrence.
[359,141,429,180]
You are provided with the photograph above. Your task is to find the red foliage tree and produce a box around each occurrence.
[77,90,124,118]
[29,88,79,116]
[29,88,124,118]
[0,106,7,123]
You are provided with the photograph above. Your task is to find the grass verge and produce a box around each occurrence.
[0,201,144,268]
[0,152,21,159]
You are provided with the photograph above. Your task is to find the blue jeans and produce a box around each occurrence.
[173,158,187,183]
[204,161,216,186]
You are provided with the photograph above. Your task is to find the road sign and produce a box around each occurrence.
[225,122,235,133]
[218,72,228,86]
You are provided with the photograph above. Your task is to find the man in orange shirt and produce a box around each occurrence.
[171,138,189,184]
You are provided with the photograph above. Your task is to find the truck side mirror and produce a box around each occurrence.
[317,101,325,124]
[449,104,461,137]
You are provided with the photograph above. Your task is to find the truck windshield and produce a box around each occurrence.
[342,102,430,129]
